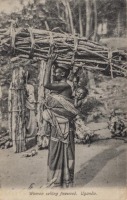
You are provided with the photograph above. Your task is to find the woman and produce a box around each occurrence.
[42,51,78,188]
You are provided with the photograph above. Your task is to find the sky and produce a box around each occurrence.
[0,0,24,14]
[0,0,45,14]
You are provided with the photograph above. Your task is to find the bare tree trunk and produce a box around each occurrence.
[85,0,92,37]
[44,21,49,31]
[62,0,74,34]
[93,0,97,41]
[56,1,60,17]
[64,0,71,32]
[85,0,95,90]
[117,10,121,37]
[79,0,83,36]
[8,83,12,139]
[66,0,74,34]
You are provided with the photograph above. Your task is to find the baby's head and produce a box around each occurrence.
[75,87,88,100]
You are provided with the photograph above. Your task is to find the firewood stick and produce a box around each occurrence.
[0,132,8,139]
[111,69,126,74]
[15,47,30,55]
[77,47,108,60]
[82,65,106,71]
[75,58,108,64]
[79,41,108,50]
[112,63,127,72]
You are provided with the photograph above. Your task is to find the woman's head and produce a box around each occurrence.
[73,76,79,89]
[53,63,70,81]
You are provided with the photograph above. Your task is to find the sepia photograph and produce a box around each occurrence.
[0,0,127,199]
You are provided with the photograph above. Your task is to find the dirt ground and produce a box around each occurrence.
[0,76,127,191]
[0,138,127,189]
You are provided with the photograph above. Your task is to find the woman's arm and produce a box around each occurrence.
[74,97,82,108]
[44,81,70,91]
[44,44,57,88]
[43,59,52,88]
[44,52,69,91]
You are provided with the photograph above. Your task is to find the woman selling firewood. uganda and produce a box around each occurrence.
[42,45,78,188]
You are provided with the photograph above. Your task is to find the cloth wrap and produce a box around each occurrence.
[43,93,78,187]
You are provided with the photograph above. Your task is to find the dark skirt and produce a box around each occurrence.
[47,121,75,188]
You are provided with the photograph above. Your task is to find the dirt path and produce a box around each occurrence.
[0,139,127,189]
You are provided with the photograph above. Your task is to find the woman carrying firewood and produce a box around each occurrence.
[42,45,78,188]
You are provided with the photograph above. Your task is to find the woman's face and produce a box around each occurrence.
[54,68,64,81]
[73,77,78,88]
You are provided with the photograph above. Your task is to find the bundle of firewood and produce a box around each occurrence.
[0,26,127,76]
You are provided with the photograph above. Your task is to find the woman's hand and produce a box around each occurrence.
[48,53,57,64]
[48,44,57,64]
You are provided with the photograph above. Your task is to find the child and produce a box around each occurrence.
[74,87,88,108]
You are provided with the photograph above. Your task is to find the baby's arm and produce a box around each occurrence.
[74,97,82,108]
